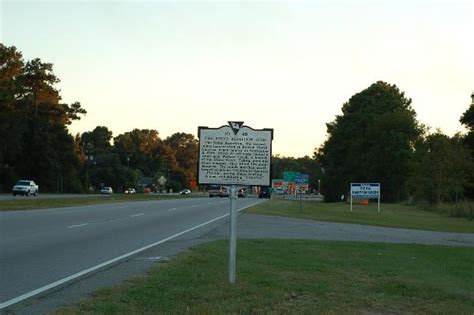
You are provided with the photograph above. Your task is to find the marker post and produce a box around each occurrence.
[228,185,237,284]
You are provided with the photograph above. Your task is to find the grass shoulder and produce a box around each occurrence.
[0,194,204,211]
[56,239,474,314]
[244,199,474,233]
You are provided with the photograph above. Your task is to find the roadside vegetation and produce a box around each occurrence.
[245,199,474,233]
[56,239,474,314]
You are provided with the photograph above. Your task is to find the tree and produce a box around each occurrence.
[81,126,113,154]
[0,44,86,192]
[316,81,421,201]
[0,45,25,191]
[165,132,199,186]
[459,94,474,198]
[407,132,473,206]
[114,129,161,175]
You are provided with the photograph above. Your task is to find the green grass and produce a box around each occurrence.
[244,199,474,233]
[0,194,203,211]
[56,239,474,314]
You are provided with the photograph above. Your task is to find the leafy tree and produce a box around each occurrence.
[81,126,113,154]
[459,94,474,198]
[0,44,86,192]
[113,129,161,175]
[407,132,473,207]
[316,81,421,201]
[0,45,25,190]
[165,132,198,187]
[460,94,474,133]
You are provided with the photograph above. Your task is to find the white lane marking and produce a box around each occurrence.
[168,208,177,211]
[0,201,261,310]
[67,223,88,229]
[130,213,144,218]
[191,205,197,207]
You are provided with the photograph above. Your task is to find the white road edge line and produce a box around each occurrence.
[67,223,88,229]
[130,213,144,218]
[168,208,177,211]
[0,201,261,310]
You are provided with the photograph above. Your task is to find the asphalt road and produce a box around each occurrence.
[0,197,264,310]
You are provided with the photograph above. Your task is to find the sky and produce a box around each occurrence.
[1,0,473,157]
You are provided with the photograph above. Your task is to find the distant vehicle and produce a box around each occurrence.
[125,188,136,194]
[12,180,39,196]
[100,186,113,194]
[207,185,221,197]
[258,187,271,199]
[220,187,230,197]
[180,189,191,195]
[207,185,229,197]
[238,188,246,198]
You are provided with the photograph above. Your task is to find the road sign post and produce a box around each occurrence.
[228,185,237,283]
[197,122,273,284]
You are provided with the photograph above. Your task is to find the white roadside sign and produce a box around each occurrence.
[351,183,380,198]
[350,183,381,212]
[198,122,273,186]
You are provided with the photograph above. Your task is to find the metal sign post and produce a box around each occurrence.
[350,193,353,212]
[228,185,237,283]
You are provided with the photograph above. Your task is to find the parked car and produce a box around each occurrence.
[180,189,191,195]
[12,180,39,196]
[125,188,136,194]
[100,186,113,194]
[258,187,272,199]
[238,188,246,198]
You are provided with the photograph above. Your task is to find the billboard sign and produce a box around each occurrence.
[198,122,273,186]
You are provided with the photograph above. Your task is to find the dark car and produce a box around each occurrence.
[238,188,246,198]
[258,187,271,199]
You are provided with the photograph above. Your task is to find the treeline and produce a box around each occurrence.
[77,127,199,193]
[0,44,202,193]
[316,81,474,215]
[0,44,316,194]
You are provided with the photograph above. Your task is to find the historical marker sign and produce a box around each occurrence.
[198,121,273,284]
[198,122,273,186]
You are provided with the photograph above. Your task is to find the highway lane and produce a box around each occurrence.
[0,197,263,308]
